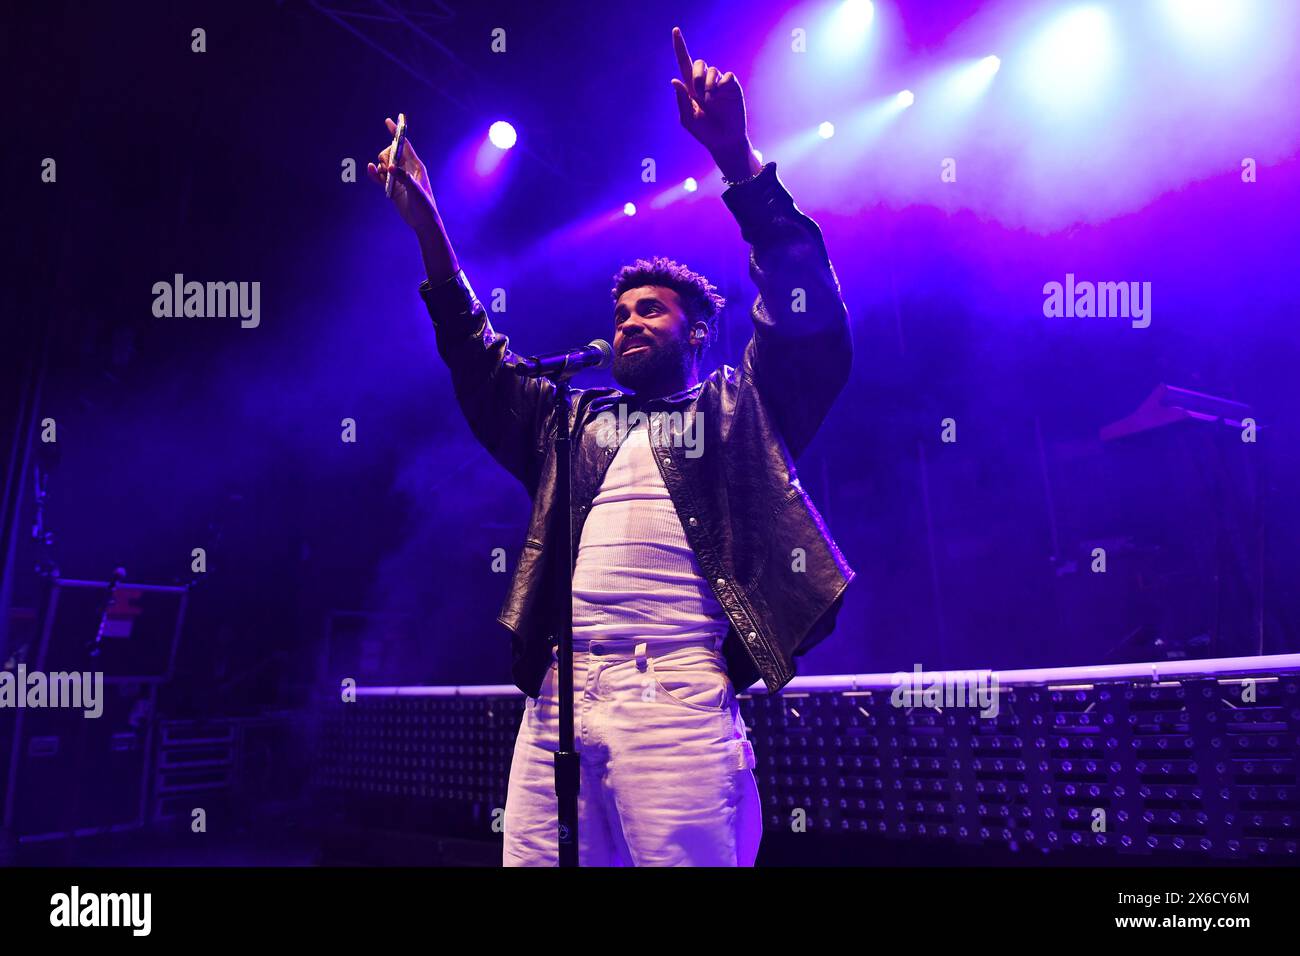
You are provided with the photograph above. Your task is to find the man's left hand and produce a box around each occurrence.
[670,27,763,183]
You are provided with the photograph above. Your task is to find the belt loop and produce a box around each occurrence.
[634,642,648,672]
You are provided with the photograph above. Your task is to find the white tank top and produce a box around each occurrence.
[571,416,728,644]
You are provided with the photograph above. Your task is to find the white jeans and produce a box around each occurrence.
[503,637,762,866]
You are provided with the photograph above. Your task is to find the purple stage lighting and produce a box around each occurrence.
[818,121,836,139]
[488,121,517,150]
[683,177,698,192]
[623,201,637,216]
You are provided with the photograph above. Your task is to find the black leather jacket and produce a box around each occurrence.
[419,162,854,697]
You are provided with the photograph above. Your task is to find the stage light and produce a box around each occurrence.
[818,121,836,139]
[830,90,913,153]
[683,177,698,192]
[1159,0,1250,46]
[944,55,1002,103]
[488,121,517,150]
[827,0,875,58]
[1020,5,1114,109]
[623,202,637,216]
[837,0,874,33]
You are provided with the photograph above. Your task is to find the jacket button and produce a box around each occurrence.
[662,456,671,466]
[715,578,726,588]
[747,631,757,641]
[688,517,698,527]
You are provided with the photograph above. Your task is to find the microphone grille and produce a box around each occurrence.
[589,338,614,369]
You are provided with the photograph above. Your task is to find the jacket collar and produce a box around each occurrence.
[623,380,705,412]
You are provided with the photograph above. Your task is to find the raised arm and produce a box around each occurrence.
[670,29,851,459]
[369,118,554,493]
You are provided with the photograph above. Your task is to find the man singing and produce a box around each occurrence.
[369,27,853,866]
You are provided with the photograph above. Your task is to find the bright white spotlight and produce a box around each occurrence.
[838,0,874,32]
[488,121,517,150]
[683,177,698,192]
[827,0,875,57]
[896,89,915,108]
[623,202,637,216]
[947,55,1002,102]
[818,121,836,139]
[1021,5,1114,108]
[1159,0,1250,47]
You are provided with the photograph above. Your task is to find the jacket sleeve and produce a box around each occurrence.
[723,162,851,460]
[420,272,554,494]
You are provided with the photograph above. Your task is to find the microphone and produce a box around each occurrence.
[513,339,613,379]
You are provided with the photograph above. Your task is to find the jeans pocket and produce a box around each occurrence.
[530,660,559,711]
[649,652,731,712]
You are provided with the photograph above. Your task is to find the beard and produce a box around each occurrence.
[612,334,694,394]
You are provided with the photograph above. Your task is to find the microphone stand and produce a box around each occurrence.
[517,341,610,867]
[547,376,580,867]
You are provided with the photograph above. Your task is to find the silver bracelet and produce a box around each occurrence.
[722,164,766,188]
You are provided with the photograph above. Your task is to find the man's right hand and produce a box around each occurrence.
[367,117,440,236]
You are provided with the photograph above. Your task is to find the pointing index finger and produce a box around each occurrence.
[673,27,695,94]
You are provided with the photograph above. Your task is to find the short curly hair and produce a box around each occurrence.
[610,257,726,349]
